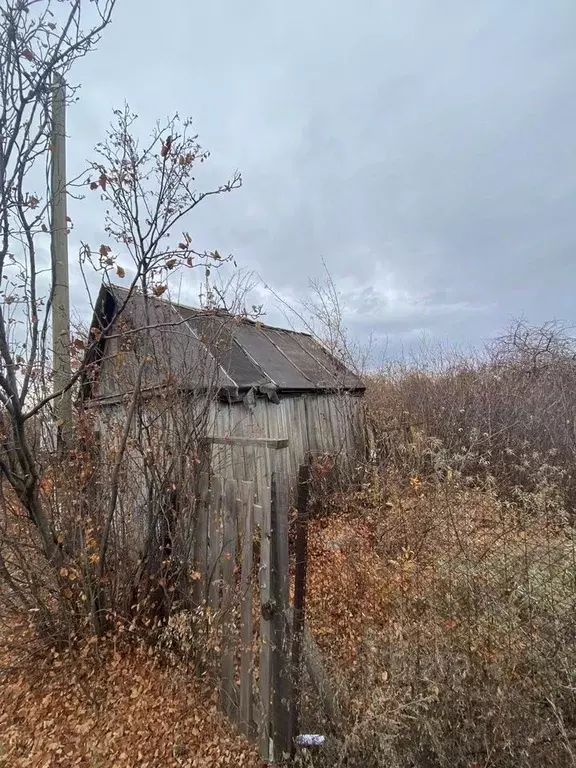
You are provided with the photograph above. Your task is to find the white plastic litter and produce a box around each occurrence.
[296,734,326,748]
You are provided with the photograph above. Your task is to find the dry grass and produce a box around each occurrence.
[304,477,576,768]
[300,321,576,766]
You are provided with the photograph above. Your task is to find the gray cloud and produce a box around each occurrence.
[64,0,576,355]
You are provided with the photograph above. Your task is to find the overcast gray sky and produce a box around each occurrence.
[66,0,576,356]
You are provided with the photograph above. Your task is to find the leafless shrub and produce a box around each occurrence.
[367,319,576,513]
[0,0,244,654]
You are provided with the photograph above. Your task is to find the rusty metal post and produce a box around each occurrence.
[291,463,311,753]
[269,455,292,762]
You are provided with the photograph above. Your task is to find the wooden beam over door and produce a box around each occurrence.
[204,436,289,450]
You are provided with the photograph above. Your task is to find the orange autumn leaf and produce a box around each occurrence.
[40,477,54,495]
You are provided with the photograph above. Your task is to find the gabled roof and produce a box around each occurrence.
[81,283,365,403]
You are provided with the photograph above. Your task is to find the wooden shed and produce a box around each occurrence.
[81,284,366,495]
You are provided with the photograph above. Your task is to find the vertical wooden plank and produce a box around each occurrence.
[347,395,359,474]
[253,502,263,529]
[285,399,295,475]
[230,404,245,483]
[253,401,268,506]
[239,480,255,738]
[284,403,296,502]
[291,397,304,468]
[270,452,292,760]
[212,406,224,474]
[342,394,358,478]
[302,396,314,460]
[255,446,266,513]
[193,472,210,608]
[313,395,325,454]
[278,401,293,490]
[294,399,305,477]
[325,395,338,455]
[334,394,346,454]
[351,394,363,463]
[337,397,348,467]
[262,403,272,490]
[305,396,316,457]
[259,481,273,761]
[214,405,227,477]
[316,395,327,459]
[221,477,239,719]
[241,405,254,482]
[244,405,256,489]
[208,476,222,612]
[225,404,234,479]
[323,396,339,485]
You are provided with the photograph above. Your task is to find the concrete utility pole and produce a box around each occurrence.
[50,71,72,441]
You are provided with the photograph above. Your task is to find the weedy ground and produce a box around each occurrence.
[0,639,260,768]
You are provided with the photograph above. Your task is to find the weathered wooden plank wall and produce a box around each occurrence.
[196,464,293,764]
[208,392,364,500]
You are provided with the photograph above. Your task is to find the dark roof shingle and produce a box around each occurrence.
[85,284,365,401]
